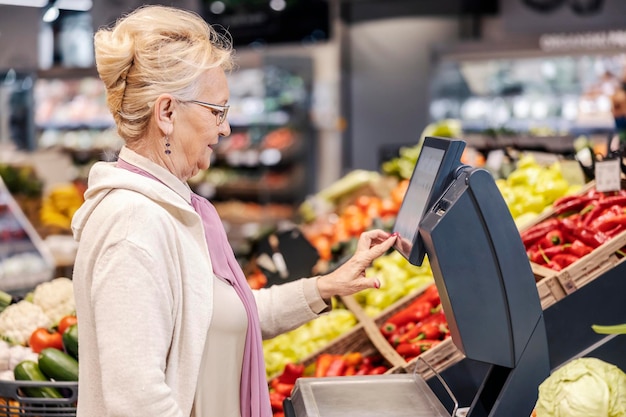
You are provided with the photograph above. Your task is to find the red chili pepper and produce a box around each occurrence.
[554,196,595,215]
[605,225,625,237]
[560,218,608,248]
[544,260,562,271]
[589,205,625,230]
[530,244,570,264]
[550,253,579,268]
[569,240,593,257]
[521,219,561,248]
[595,214,626,233]
[553,194,581,208]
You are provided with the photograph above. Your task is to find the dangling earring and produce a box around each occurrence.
[164,135,171,155]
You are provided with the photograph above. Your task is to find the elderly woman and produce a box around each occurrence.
[71,5,397,417]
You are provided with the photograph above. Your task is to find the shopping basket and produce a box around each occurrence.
[0,380,77,417]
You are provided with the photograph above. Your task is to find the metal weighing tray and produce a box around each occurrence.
[289,372,452,417]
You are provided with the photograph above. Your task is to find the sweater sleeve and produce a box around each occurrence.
[253,277,331,340]
[89,240,184,417]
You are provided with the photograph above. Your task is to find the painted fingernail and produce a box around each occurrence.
[374,279,381,289]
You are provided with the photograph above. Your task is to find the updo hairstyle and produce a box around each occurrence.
[93,5,234,144]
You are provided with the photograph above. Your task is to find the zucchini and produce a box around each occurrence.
[13,360,63,398]
[38,348,78,382]
[62,324,78,360]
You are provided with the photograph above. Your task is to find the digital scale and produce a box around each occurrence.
[284,136,550,417]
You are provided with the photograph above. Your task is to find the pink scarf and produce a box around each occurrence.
[116,158,271,417]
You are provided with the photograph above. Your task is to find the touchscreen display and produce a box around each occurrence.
[393,145,445,258]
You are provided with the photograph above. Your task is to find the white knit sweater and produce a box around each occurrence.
[71,147,328,416]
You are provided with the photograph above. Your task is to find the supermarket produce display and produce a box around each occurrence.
[2,126,626,417]
[285,136,550,417]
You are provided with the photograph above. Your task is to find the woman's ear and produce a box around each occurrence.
[154,94,176,135]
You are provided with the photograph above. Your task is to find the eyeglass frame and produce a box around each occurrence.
[182,99,230,126]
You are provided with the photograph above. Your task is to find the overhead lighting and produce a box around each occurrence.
[0,0,47,6]
[54,0,92,11]
[42,5,59,22]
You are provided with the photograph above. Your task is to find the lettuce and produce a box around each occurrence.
[535,357,626,417]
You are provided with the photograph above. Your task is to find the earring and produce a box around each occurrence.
[164,135,171,155]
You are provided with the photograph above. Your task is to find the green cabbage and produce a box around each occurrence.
[535,357,626,417]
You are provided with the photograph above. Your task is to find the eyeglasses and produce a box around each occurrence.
[184,100,230,126]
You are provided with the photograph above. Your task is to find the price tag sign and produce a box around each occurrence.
[595,159,622,192]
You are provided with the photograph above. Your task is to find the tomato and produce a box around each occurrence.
[58,315,78,335]
[29,328,64,353]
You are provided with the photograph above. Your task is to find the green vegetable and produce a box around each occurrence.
[13,360,63,398]
[534,357,626,417]
[62,324,78,360]
[592,323,626,335]
[38,348,78,382]
[0,291,12,313]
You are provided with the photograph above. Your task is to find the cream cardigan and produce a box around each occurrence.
[71,147,328,417]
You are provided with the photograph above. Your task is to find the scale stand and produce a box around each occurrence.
[420,166,550,416]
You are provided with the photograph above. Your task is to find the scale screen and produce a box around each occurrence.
[392,137,465,265]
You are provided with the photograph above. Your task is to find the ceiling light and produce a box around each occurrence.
[42,5,59,23]
[0,0,47,6]
[54,0,92,11]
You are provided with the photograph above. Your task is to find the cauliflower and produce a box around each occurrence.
[31,277,75,325]
[0,300,52,346]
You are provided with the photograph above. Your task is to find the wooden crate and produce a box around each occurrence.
[531,263,566,310]
[400,337,465,381]
[344,285,464,378]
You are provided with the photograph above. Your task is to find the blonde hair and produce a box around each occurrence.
[94,5,234,144]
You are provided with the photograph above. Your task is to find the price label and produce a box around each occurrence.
[595,159,621,192]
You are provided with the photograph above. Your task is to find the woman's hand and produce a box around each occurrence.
[316,229,398,299]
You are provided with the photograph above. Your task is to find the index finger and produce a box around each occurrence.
[356,229,393,251]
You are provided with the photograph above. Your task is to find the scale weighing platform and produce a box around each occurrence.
[284,136,550,417]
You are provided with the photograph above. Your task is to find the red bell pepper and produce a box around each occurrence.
[272,382,295,397]
[325,356,347,377]
[368,366,388,375]
[277,362,305,385]
[314,353,335,378]
[269,391,285,412]
[545,229,564,246]
[395,340,441,358]
[397,310,447,344]
[383,299,434,330]
[343,352,363,367]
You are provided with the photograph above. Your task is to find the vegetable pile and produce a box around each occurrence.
[268,352,390,417]
[521,189,626,271]
[379,284,449,362]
